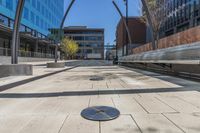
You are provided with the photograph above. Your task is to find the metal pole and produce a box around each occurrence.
[112,0,132,54]
[125,0,129,55]
[140,0,156,50]
[11,0,25,64]
[54,0,75,63]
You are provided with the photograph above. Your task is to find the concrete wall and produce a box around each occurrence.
[0,56,54,64]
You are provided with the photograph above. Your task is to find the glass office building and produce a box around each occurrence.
[160,0,200,37]
[63,26,104,60]
[0,0,64,35]
[0,0,64,59]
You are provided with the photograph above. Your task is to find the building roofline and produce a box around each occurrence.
[63,26,104,31]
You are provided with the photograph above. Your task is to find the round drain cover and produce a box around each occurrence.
[81,106,120,121]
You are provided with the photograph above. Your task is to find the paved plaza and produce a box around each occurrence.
[0,60,200,133]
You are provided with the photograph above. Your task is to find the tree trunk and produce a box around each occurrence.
[140,0,156,50]
[153,32,159,49]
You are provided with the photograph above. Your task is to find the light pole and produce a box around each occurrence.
[123,0,129,55]
[11,0,25,64]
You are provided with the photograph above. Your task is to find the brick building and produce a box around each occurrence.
[116,17,146,57]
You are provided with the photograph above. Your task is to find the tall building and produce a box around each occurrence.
[0,0,64,60]
[160,0,200,37]
[116,17,146,57]
[63,26,104,60]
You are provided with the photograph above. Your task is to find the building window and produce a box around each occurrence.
[23,7,29,20]
[37,1,40,12]
[6,0,13,10]
[0,15,9,27]
[32,0,36,8]
[36,16,39,26]
[42,5,45,16]
[40,19,43,29]
[30,12,35,24]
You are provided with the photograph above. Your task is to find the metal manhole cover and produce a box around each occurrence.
[90,76,104,81]
[81,106,120,121]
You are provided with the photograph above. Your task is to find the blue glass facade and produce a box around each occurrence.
[0,0,64,36]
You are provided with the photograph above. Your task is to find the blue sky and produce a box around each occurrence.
[64,0,141,45]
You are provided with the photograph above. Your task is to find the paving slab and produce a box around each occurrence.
[59,115,99,133]
[101,115,141,133]
[134,95,177,114]
[0,115,32,133]
[58,97,90,114]
[113,97,147,114]
[164,113,200,133]
[156,95,200,113]
[132,114,184,133]
[89,97,115,107]
[19,114,66,133]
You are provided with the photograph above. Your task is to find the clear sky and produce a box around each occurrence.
[64,0,141,45]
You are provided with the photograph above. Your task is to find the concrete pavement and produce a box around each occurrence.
[0,60,200,133]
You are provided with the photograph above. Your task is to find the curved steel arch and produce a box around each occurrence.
[11,0,25,64]
[60,0,76,29]
[54,0,76,63]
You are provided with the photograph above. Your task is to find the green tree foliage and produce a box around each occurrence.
[60,38,79,59]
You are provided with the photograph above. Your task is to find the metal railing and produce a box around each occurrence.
[0,47,54,58]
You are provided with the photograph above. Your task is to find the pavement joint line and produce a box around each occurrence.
[132,97,149,114]
[162,113,186,133]
[111,97,116,108]
[99,121,101,133]
[58,115,69,133]
[0,65,79,92]
[88,97,91,107]
[154,96,180,113]
[106,82,109,89]
[130,114,143,133]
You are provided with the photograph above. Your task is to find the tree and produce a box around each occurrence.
[140,0,166,49]
[60,37,79,59]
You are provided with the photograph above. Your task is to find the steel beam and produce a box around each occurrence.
[11,0,25,64]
